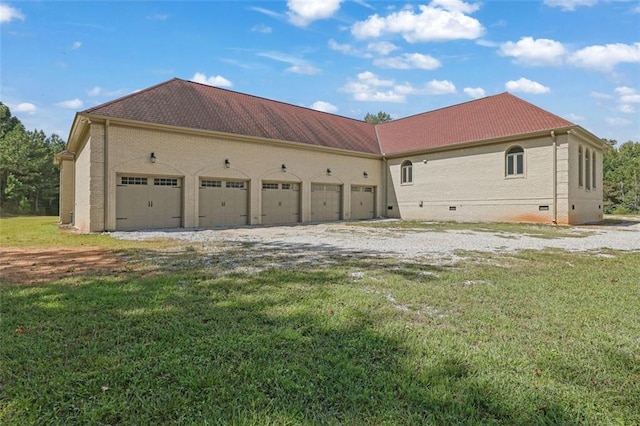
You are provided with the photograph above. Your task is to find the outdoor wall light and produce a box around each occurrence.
[224,159,231,168]
[150,152,156,163]
[363,171,368,178]
[281,164,287,172]
[327,168,332,175]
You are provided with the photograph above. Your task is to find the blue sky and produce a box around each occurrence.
[2,0,639,144]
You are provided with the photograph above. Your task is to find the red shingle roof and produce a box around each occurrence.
[377,92,574,155]
[84,78,380,154]
[82,79,576,156]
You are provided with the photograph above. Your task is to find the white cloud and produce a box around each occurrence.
[476,39,499,48]
[568,42,640,72]
[55,99,84,109]
[71,41,82,50]
[499,37,566,66]
[15,102,37,114]
[258,51,320,75]
[351,1,484,43]
[252,24,272,34]
[617,104,636,114]
[287,64,321,74]
[565,113,585,122]
[615,86,640,103]
[86,86,126,97]
[190,72,233,87]
[505,78,550,94]
[341,71,455,102]
[310,101,338,113]
[0,3,24,23]
[287,0,343,27]
[341,71,406,103]
[367,41,399,55]
[426,79,457,94]
[373,53,441,70]
[328,39,367,57]
[544,0,597,11]
[605,117,632,126]
[430,0,481,13]
[590,91,614,100]
[464,87,485,98]
[250,6,282,20]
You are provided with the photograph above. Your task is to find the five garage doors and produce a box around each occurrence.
[116,175,375,230]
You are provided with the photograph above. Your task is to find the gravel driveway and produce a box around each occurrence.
[112,217,640,264]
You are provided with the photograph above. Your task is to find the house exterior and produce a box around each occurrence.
[56,78,605,233]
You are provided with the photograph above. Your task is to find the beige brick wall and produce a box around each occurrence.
[567,133,604,224]
[386,136,559,223]
[73,136,92,233]
[103,124,381,230]
[58,158,75,224]
[70,119,604,231]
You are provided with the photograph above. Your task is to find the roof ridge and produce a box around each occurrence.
[377,92,512,126]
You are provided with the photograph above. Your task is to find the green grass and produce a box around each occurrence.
[1,218,639,424]
[0,216,171,249]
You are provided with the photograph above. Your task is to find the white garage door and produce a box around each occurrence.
[311,184,342,222]
[199,179,248,227]
[116,175,182,231]
[351,186,375,220]
[261,182,300,225]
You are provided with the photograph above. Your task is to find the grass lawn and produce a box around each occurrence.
[1,217,639,424]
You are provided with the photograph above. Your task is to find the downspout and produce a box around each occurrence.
[373,124,387,218]
[104,120,110,231]
[551,130,557,224]
[382,155,388,218]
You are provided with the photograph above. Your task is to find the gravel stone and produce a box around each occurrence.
[110,218,640,263]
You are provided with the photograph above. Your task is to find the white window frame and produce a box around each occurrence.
[505,146,525,177]
[401,160,413,185]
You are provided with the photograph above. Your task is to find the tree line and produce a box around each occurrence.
[0,105,637,218]
[0,102,66,216]
[603,139,640,214]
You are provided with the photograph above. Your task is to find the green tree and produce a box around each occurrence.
[603,139,640,214]
[364,111,393,125]
[0,103,66,215]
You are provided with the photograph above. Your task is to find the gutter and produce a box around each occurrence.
[551,131,557,224]
[104,120,110,231]
[373,124,388,218]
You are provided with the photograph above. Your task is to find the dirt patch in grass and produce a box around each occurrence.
[0,247,136,285]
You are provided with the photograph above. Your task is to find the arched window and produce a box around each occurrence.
[401,160,413,184]
[585,148,591,190]
[505,146,524,176]
[578,146,583,187]
[592,151,596,189]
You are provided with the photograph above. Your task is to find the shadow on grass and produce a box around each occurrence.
[1,250,585,425]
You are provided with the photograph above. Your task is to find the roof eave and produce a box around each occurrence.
[384,126,579,158]
[81,113,382,159]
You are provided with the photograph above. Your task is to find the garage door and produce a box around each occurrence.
[351,185,375,220]
[116,175,182,231]
[261,182,300,225]
[311,184,342,222]
[199,179,248,227]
